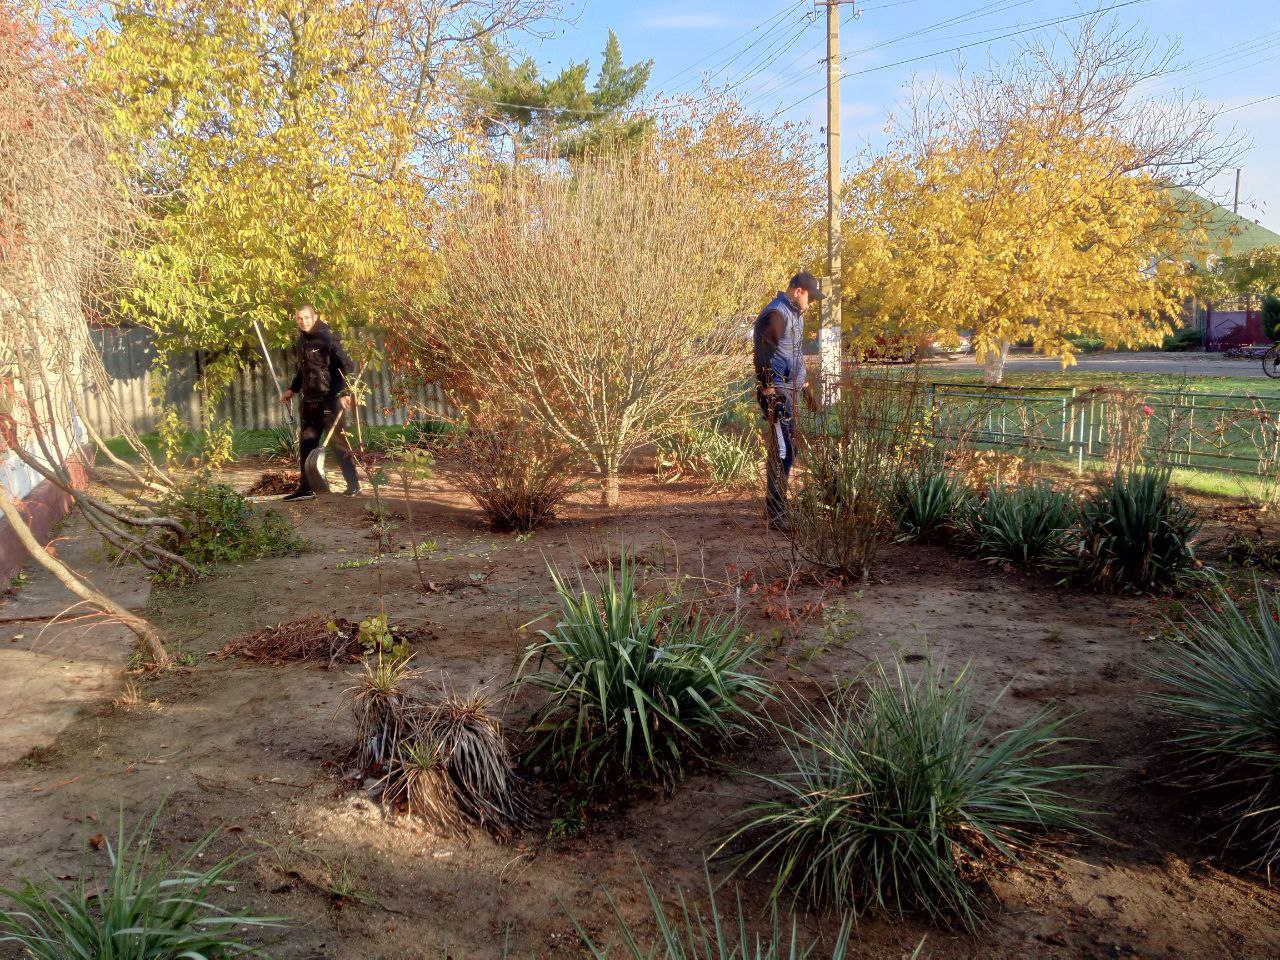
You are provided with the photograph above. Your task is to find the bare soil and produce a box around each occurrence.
[2,461,1278,959]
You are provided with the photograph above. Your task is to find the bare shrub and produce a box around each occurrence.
[443,413,580,531]
[399,152,776,507]
[0,5,185,664]
[789,370,927,580]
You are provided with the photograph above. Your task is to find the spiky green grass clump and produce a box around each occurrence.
[958,481,1075,566]
[1149,580,1280,871]
[895,470,967,542]
[573,868,855,959]
[518,554,772,790]
[0,808,281,959]
[723,657,1093,928]
[1071,467,1200,591]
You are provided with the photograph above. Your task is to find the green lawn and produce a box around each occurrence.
[917,367,1280,398]
[103,423,436,465]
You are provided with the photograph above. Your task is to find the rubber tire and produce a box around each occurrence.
[1265,347,1280,379]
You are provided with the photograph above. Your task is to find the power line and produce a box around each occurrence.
[736,0,1045,113]
[766,0,1153,117]
[842,0,1043,62]
[1221,91,1280,114]
[1142,30,1280,94]
[653,0,808,92]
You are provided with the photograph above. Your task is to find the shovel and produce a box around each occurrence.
[253,320,295,426]
[302,361,368,495]
[303,406,347,494]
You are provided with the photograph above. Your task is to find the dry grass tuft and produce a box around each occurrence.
[347,669,530,840]
[111,680,141,709]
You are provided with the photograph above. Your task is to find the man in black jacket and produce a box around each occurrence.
[278,305,361,501]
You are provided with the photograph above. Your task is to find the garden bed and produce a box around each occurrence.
[1,457,1278,958]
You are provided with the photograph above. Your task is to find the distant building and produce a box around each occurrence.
[1168,187,1280,349]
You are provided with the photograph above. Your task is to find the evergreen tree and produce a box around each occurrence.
[465,30,652,164]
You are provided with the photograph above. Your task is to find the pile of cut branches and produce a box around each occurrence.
[217,616,363,667]
[245,471,298,497]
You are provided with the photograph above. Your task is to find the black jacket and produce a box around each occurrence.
[289,321,353,402]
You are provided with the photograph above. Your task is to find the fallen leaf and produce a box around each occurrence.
[89,833,106,850]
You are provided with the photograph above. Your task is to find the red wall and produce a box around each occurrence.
[1206,309,1264,350]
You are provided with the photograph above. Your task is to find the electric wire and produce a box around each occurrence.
[764,0,1153,118]
[735,0,1050,113]
[651,0,808,92]
[1221,91,1280,113]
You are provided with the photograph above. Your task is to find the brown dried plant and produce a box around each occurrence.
[788,369,928,581]
[398,151,777,508]
[441,409,580,531]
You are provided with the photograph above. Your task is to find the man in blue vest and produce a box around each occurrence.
[753,272,823,531]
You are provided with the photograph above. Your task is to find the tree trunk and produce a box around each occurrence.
[601,473,620,509]
[981,340,1011,385]
[0,489,171,667]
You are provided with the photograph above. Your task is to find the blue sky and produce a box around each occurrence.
[529,0,1280,232]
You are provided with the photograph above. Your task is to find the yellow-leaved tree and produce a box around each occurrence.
[82,0,547,356]
[844,21,1230,383]
[653,91,824,314]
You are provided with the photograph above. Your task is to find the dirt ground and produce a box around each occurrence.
[1,460,1279,959]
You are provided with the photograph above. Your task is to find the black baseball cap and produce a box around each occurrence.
[789,271,825,300]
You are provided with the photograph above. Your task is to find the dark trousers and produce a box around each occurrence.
[298,398,359,492]
[764,407,795,522]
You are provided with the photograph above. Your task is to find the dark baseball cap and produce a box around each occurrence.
[789,271,825,300]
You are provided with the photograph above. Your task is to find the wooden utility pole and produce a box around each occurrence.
[818,0,855,399]
[1234,168,1241,214]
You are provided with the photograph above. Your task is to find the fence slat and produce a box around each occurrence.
[83,327,435,438]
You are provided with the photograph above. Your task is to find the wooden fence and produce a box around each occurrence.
[84,326,449,436]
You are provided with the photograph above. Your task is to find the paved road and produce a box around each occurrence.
[925,350,1271,378]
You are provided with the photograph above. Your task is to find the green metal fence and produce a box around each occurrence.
[915,381,1280,477]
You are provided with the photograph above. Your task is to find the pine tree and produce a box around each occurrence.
[465,30,652,165]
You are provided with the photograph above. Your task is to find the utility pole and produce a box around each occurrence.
[817,0,855,401]
[1233,168,1241,214]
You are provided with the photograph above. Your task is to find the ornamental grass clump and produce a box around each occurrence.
[571,868,854,959]
[349,665,529,839]
[1070,467,1200,591]
[408,688,529,839]
[1148,581,1280,872]
[656,424,760,489]
[895,469,967,541]
[0,807,282,958]
[349,654,421,774]
[721,657,1093,928]
[958,481,1076,566]
[518,554,772,790]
